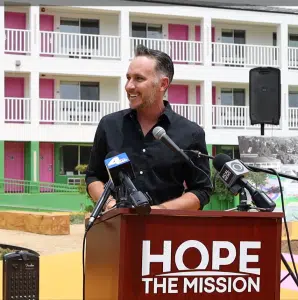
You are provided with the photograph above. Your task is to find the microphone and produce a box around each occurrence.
[152,126,193,165]
[86,152,117,231]
[104,151,151,215]
[213,153,276,212]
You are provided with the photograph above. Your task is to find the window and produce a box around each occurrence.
[221,88,245,106]
[222,29,245,44]
[220,146,240,159]
[60,81,99,100]
[289,34,298,47]
[60,145,92,175]
[60,18,100,35]
[132,22,163,39]
[289,92,298,108]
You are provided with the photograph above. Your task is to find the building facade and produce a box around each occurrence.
[1,3,298,186]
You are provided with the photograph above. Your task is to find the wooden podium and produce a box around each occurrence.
[85,209,283,300]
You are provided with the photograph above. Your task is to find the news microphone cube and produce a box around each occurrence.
[104,152,135,186]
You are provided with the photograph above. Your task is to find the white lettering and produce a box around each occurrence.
[233,277,247,293]
[153,278,167,294]
[240,242,261,275]
[183,278,198,293]
[175,240,209,271]
[142,240,171,276]
[168,278,178,293]
[204,277,216,293]
[212,241,236,270]
[216,277,227,293]
[248,277,260,292]
[142,278,153,294]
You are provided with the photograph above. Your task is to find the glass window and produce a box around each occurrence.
[289,34,298,47]
[289,92,298,107]
[60,82,80,99]
[221,88,233,105]
[222,30,233,43]
[147,24,162,39]
[132,22,147,38]
[60,145,92,175]
[80,82,99,100]
[60,19,80,33]
[80,19,99,35]
[60,145,79,175]
[233,89,245,106]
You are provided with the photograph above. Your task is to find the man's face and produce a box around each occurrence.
[125,56,167,110]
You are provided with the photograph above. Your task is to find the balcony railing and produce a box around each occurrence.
[212,105,280,129]
[40,31,121,59]
[212,43,279,67]
[5,28,31,54]
[130,37,203,63]
[289,108,298,128]
[39,99,120,124]
[171,104,203,126]
[5,97,31,123]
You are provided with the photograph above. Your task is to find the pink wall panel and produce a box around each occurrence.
[168,85,188,104]
[39,142,54,184]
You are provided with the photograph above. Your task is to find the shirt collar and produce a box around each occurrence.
[124,101,174,123]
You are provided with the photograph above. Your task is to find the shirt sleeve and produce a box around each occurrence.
[85,117,109,194]
[183,127,213,210]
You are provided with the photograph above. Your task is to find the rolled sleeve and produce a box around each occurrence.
[184,128,212,209]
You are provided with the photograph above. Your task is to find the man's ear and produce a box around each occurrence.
[160,77,170,92]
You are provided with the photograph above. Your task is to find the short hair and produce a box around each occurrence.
[134,44,174,84]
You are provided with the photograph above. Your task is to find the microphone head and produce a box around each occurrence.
[213,153,232,172]
[153,126,166,140]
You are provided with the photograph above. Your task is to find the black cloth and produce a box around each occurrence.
[85,101,212,209]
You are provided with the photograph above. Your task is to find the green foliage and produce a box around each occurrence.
[0,248,16,260]
[246,172,268,189]
[210,166,235,202]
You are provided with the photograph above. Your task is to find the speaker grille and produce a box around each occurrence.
[249,67,281,125]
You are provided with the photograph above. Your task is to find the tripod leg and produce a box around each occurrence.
[281,254,298,287]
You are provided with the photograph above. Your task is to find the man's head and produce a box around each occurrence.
[125,44,174,110]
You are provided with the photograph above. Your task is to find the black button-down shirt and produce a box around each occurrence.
[85,101,212,209]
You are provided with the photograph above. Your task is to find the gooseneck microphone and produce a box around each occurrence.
[213,153,276,212]
[152,126,193,165]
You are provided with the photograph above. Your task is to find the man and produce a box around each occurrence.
[85,44,212,211]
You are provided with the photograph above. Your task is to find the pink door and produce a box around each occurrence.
[168,24,188,64]
[4,142,24,192]
[168,85,188,104]
[5,77,25,123]
[40,14,54,57]
[40,78,54,124]
[5,12,27,54]
[39,142,54,192]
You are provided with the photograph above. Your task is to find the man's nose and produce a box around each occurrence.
[125,79,135,90]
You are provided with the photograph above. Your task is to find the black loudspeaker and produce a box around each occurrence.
[249,67,281,125]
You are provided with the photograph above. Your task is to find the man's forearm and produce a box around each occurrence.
[87,181,105,203]
[153,192,200,211]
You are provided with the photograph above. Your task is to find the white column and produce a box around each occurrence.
[118,9,130,110]
[202,80,212,131]
[119,9,130,62]
[277,22,289,131]
[29,5,40,57]
[0,6,4,125]
[201,16,212,67]
[30,71,40,127]
[119,75,129,110]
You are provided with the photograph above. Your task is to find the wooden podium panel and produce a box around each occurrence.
[85,209,283,300]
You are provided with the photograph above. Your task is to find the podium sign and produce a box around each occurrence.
[85,209,283,300]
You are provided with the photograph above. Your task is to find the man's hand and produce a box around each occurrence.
[103,196,117,211]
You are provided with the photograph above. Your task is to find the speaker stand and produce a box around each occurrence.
[261,123,265,136]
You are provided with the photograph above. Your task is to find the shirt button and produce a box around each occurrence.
[142,149,146,152]
[140,171,143,175]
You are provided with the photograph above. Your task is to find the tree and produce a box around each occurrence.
[246,172,268,189]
